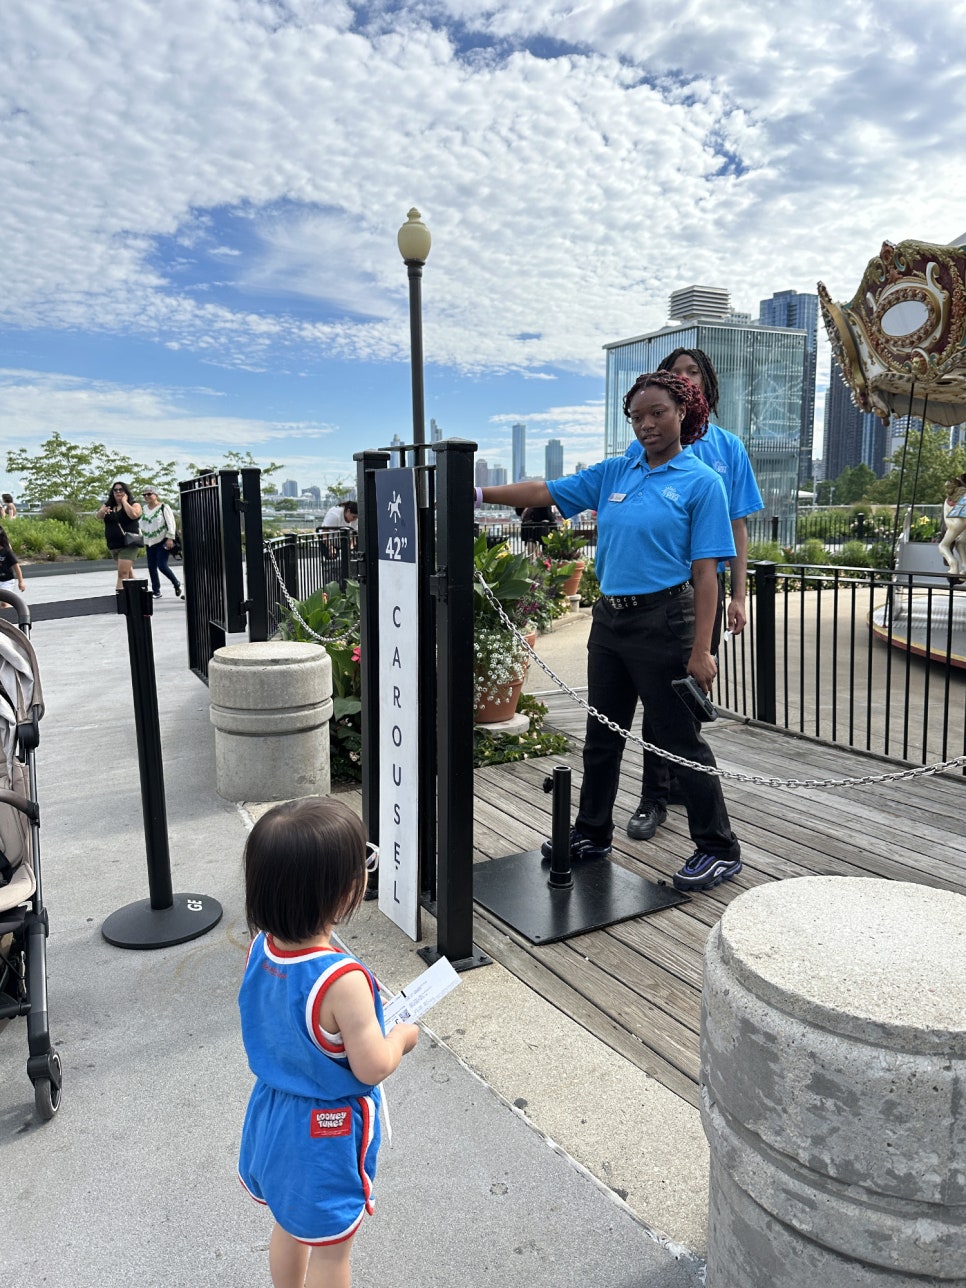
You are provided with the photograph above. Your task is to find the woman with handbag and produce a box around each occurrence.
[97,481,143,596]
[139,486,182,599]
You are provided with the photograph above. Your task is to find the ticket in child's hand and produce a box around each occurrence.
[382,956,461,1028]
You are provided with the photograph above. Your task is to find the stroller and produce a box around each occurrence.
[0,587,60,1120]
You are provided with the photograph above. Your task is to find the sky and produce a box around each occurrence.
[3,0,966,501]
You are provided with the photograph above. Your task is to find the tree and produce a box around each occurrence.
[324,477,355,506]
[188,450,283,482]
[7,433,179,510]
[870,426,966,505]
[273,498,300,513]
[834,463,876,504]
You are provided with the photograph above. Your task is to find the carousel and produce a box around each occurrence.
[819,238,966,666]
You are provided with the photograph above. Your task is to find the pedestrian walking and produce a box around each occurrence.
[0,526,26,597]
[139,486,182,599]
[96,481,142,598]
[238,797,419,1288]
[1,494,17,519]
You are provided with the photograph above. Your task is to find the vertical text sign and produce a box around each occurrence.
[375,468,420,940]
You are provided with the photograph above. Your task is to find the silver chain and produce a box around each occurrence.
[474,573,966,790]
[265,544,353,646]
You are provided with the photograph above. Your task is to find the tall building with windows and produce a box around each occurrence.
[489,464,508,486]
[430,418,443,443]
[758,290,818,486]
[824,359,887,479]
[281,479,299,498]
[512,422,526,483]
[475,457,489,487]
[604,318,803,531]
[545,438,564,480]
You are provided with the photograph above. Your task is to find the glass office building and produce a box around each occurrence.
[603,322,805,531]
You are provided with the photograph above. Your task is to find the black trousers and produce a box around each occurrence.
[576,591,739,860]
[640,572,726,806]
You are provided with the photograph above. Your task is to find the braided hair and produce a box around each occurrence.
[656,348,720,417]
[622,371,709,445]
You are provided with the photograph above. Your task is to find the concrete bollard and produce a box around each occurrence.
[701,876,966,1286]
[208,642,333,802]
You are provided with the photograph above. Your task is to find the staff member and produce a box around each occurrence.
[475,371,741,893]
[628,347,763,842]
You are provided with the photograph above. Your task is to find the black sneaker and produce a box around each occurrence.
[672,849,742,892]
[540,828,612,862]
[173,581,183,598]
[626,801,667,840]
[153,590,162,599]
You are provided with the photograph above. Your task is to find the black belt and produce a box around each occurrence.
[601,581,691,611]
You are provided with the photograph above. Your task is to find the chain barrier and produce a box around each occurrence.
[474,573,966,791]
[265,543,353,646]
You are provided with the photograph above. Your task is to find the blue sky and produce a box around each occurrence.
[3,0,966,500]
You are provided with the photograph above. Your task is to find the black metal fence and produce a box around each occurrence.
[716,562,966,769]
[262,530,353,637]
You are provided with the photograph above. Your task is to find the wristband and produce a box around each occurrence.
[474,487,483,509]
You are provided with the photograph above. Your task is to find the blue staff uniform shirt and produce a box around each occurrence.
[547,445,735,596]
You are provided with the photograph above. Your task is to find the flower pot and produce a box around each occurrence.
[560,559,586,597]
[474,675,526,724]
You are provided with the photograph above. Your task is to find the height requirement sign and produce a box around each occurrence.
[375,468,420,940]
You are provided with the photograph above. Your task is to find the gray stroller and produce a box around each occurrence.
[0,588,60,1119]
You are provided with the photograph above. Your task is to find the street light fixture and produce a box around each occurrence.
[397,207,431,447]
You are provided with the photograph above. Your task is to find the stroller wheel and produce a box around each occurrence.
[33,1050,62,1121]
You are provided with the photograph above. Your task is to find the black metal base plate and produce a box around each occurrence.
[473,851,687,944]
[102,894,223,950]
[416,943,492,972]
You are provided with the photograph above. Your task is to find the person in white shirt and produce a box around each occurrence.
[139,486,182,599]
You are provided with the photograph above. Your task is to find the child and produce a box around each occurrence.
[238,798,419,1288]
[0,526,25,596]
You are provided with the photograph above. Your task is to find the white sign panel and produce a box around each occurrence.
[375,468,420,940]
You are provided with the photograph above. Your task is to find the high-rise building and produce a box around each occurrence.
[669,285,732,322]
[824,359,887,479]
[759,289,819,485]
[545,439,564,480]
[604,319,804,531]
[303,485,322,505]
[512,423,526,483]
[281,479,299,498]
[489,465,508,487]
[430,418,443,443]
[475,457,489,487]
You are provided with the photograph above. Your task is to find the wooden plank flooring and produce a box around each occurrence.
[471,692,966,1109]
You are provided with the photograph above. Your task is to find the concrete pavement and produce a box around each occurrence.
[0,568,705,1287]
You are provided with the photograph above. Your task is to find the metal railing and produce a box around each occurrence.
[716,561,966,769]
[263,530,353,637]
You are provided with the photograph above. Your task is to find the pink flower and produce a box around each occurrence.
[351,645,361,664]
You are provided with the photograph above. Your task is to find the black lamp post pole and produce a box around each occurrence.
[405,258,426,447]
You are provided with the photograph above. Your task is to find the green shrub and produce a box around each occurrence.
[473,694,570,767]
[578,560,600,605]
[42,501,81,527]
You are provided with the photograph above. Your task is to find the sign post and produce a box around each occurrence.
[375,468,421,940]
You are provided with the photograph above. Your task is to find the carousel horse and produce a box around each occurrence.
[939,474,966,577]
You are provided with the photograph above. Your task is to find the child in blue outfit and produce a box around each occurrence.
[238,797,419,1288]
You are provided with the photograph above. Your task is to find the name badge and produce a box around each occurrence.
[607,492,626,503]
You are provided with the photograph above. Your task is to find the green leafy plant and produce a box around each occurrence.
[540,525,587,561]
[578,560,600,605]
[280,581,363,782]
[473,694,570,767]
[472,534,534,630]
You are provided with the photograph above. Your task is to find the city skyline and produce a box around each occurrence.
[3,3,966,501]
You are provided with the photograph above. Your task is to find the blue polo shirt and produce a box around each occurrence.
[687,423,763,521]
[547,445,735,595]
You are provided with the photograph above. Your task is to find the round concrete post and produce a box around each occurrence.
[701,876,966,1286]
[208,642,333,802]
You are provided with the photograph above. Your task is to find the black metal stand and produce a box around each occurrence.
[102,581,222,949]
[473,766,688,945]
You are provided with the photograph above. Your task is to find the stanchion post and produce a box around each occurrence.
[354,450,390,851]
[547,765,574,890]
[240,467,268,643]
[101,580,222,949]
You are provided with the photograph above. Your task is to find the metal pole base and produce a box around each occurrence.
[416,943,491,972]
[102,894,223,950]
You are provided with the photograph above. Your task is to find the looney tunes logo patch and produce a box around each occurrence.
[310,1106,352,1138]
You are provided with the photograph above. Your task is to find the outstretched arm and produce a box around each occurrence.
[479,482,554,508]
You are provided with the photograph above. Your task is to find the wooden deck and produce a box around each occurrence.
[470,692,966,1109]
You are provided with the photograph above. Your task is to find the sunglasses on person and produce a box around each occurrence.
[365,843,379,872]
[113,486,126,492]
[143,492,156,498]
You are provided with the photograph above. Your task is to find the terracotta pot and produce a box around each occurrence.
[560,559,586,597]
[474,675,526,724]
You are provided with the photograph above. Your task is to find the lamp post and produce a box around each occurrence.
[397,207,431,446]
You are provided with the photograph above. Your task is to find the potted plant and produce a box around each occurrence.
[473,535,534,722]
[540,524,588,597]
